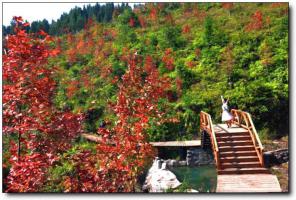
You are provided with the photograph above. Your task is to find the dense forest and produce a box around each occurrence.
[2,3,131,36]
[3,2,288,192]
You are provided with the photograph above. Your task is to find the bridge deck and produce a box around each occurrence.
[150,140,201,147]
[213,123,249,134]
[216,174,282,192]
[81,134,201,147]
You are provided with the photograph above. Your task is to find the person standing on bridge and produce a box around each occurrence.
[221,95,233,128]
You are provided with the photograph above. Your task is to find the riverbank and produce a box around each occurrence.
[262,136,289,192]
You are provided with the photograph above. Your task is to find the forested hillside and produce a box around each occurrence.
[52,2,288,140]
[2,3,131,35]
[3,2,288,192]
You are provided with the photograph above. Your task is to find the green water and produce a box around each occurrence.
[171,165,217,192]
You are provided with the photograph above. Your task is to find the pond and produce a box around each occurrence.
[171,165,217,192]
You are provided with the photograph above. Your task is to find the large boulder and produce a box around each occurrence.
[264,148,289,167]
[142,158,181,192]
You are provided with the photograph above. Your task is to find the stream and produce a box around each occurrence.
[171,165,217,192]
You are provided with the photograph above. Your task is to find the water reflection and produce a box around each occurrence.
[171,165,217,192]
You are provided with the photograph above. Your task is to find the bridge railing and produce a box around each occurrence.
[231,109,264,167]
[200,111,220,169]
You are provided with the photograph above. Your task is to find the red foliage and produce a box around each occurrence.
[64,54,171,192]
[138,16,146,28]
[6,153,48,192]
[193,7,207,22]
[245,10,263,31]
[84,18,93,30]
[176,77,183,95]
[76,40,85,50]
[23,22,30,27]
[162,48,175,71]
[149,6,158,21]
[182,24,191,34]
[265,16,271,27]
[65,34,77,63]
[144,55,154,73]
[67,33,75,44]
[195,48,201,57]
[103,29,117,41]
[129,17,135,27]
[112,76,119,84]
[186,60,195,68]
[100,65,113,79]
[66,80,79,98]
[81,70,93,89]
[221,3,234,10]
[271,2,286,8]
[97,54,170,191]
[66,48,77,63]
[165,13,174,25]
[3,17,83,192]
[183,5,193,17]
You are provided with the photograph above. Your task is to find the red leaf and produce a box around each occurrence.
[23,22,30,27]
[38,29,47,36]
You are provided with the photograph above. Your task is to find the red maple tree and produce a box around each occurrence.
[62,53,171,192]
[245,10,263,31]
[182,24,191,34]
[129,17,136,27]
[221,3,234,10]
[162,48,175,71]
[3,17,83,192]
[97,53,170,191]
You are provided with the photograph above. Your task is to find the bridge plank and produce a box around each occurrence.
[216,174,282,192]
[150,140,201,147]
[214,124,249,134]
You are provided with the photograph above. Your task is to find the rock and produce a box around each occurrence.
[179,160,187,166]
[264,148,289,166]
[186,148,214,166]
[157,160,162,169]
[143,158,181,192]
[165,159,175,167]
[161,162,167,170]
[164,159,170,166]
[194,161,200,166]
[171,160,178,167]
[186,188,199,193]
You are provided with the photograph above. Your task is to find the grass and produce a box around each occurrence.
[269,162,289,192]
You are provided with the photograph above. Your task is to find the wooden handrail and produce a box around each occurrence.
[246,113,263,149]
[231,109,264,167]
[200,111,220,169]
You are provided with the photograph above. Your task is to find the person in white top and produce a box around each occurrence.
[221,95,233,128]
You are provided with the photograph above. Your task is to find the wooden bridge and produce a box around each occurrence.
[81,109,282,192]
[200,109,281,192]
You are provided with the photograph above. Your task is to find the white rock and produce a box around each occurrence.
[161,162,167,170]
[186,188,199,193]
[143,158,181,192]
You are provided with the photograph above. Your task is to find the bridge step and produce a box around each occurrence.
[218,167,269,175]
[216,132,249,137]
[218,141,253,146]
[221,161,262,169]
[220,150,258,157]
[220,156,259,163]
[217,136,251,142]
[219,145,255,152]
